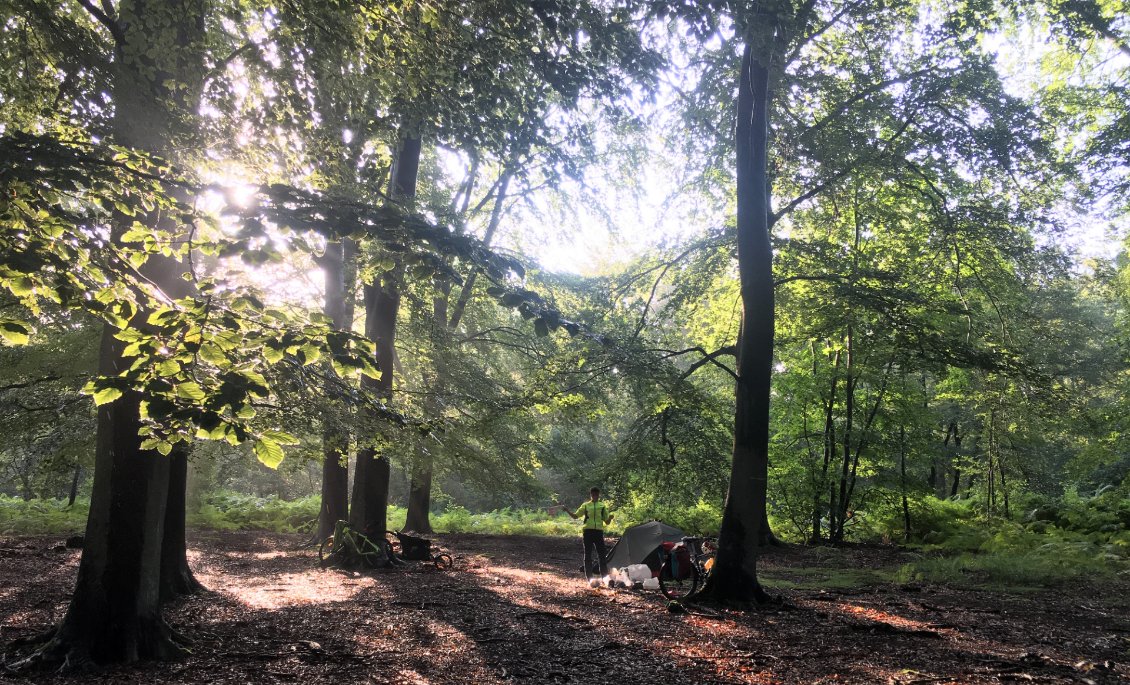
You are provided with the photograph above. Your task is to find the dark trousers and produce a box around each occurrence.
[582,528,608,578]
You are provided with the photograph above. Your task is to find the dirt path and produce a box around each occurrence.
[1,532,1127,683]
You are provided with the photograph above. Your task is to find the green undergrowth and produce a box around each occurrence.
[189,491,321,533]
[426,505,619,536]
[894,489,1130,589]
[614,494,723,536]
[1,492,626,537]
[0,495,89,534]
[897,525,1130,589]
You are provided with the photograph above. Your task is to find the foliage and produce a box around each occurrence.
[614,490,723,536]
[0,495,89,535]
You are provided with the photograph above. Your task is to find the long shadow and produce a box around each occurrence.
[2,533,1128,683]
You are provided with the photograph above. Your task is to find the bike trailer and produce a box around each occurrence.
[392,531,432,561]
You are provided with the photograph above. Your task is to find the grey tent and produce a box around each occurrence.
[604,521,685,571]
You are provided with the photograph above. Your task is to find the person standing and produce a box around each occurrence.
[566,487,613,586]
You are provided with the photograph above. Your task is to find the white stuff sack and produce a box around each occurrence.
[626,564,652,583]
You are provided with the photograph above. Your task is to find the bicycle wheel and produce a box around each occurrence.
[433,553,453,570]
[318,536,336,568]
[659,558,700,600]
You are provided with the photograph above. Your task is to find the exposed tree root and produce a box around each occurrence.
[161,565,207,603]
[693,581,787,611]
[3,615,190,674]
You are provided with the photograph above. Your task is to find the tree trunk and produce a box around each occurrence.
[350,136,421,541]
[68,463,81,507]
[698,38,773,604]
[836,330,849,544]
[447,170,511,331]
[160,444,203,602]
[403,167,512,534]
[948,423,962,498]
[404,451,434,533]
[22,336,181,668]
[314,239,354,543]
[900,426,911,541]
[12,0,208,667]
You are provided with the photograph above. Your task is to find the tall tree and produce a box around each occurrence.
[12,0,209,666]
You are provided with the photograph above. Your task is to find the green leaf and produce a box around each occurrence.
[263,346,284,364]
[156,359,182,376]
[7,278,34,297]
[0,320,32,345]
[254,438,285,469]
[198,343,227,365]
[298,344,322,365]
[175,381,206,402]
[261,429,300,445]
[91,387,123,406]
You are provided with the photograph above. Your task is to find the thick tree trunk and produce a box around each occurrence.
[350,136,421,542]
[20,333,181,669]
[12,0,208,667]
[698,39,772,604]
[160,444,204,602]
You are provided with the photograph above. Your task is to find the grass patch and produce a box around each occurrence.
[761,566,897,590]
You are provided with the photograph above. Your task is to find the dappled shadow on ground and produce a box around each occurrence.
[1,531,1127,683]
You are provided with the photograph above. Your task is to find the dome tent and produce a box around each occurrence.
[604,520,685,571]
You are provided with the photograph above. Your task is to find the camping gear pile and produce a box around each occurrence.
[603,521,685,589]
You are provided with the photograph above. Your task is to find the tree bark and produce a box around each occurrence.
[68,463,81,507]
[160,444,204,602]
[24,335,181,668]
[14,0,208,667]
[900,426,911,541]
[350,136,421,541]
[404,450,434,533]
[698,38,773,604]
[314,239,354,542]
[948,422,962,498]
[812,348,840,543]
[404,166,512,534]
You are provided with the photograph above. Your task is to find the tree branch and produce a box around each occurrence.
[76,0,125,46]
[653,345,739,382]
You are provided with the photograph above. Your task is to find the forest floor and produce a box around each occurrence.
[0,531,1128,684]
